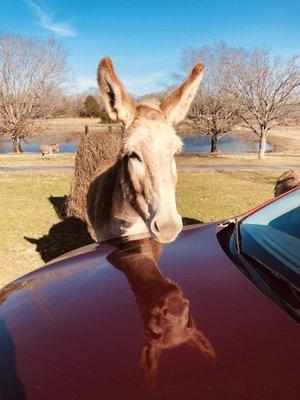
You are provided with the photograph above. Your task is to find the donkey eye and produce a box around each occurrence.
[147,330,163,340]
[129,152,142,162]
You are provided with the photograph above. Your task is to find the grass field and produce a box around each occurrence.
[45,117,104,127]
[38,117,120,132]
[0,170,279,289]
[0,153,75,167]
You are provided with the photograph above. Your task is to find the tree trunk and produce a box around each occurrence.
[12,137,23,153]
[258,131,267,159]
[210,134,218,153]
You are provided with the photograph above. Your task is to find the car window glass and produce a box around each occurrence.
[240,190,300,279]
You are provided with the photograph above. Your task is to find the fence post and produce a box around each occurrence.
[85,125,89,135]
[109,125,112,133]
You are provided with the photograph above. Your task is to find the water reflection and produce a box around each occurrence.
[107,237,216,388]
[182,135,273,154]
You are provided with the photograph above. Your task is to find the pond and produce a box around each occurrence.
[0,134,273,154]
[182,135,273,154]
[0,137,77,154]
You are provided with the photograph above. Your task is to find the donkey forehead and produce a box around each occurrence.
[123,116,182,155]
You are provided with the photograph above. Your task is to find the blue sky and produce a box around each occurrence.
[1,0,299,95]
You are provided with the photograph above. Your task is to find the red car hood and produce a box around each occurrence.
[0,223,299,399]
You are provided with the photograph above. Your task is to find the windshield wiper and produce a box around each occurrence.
[221,218,242,253]
[234,218,241,254]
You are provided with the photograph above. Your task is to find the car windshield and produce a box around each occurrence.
[239,189,300,286]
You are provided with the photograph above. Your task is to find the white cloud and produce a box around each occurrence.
[26,0,76,37]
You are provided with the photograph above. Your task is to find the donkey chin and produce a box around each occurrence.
[148,212,183,244]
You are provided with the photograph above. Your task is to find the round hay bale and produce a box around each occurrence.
[274,169,300,197]
[67,129,122,225]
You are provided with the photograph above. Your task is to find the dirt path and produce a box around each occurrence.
[0,165,74,173]
[179,163,300,171]
[1,163,299,173]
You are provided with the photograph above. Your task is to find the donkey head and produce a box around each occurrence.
[98,58,204,243]
[141,280,216,388]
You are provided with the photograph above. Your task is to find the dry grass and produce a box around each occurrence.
[0,153,75,167]
[1,150,300,169]
[268,133,300,152]
[45,117,104,127]
[0,118,122,145]
[37,118,122,136]
[0,169,280,288]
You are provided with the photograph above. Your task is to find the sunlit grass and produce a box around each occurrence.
[0,173,71,288]
[0,170,279,288]
[177,170,277,222]
[0,153,75,166]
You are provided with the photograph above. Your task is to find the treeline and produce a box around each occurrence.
[1,33,299,158]
[174,43,300,158]
[0,33,111,152]
[54,90,110,121]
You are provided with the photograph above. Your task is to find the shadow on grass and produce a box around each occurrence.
[48,195,68,219]
[24,196,94,263]
[182,217,203,225]
[24,196,202,263]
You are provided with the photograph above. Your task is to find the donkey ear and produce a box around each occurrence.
[141,343,162,388]
[97,57,137,127]
[160,63,204,125]
[187,328,217,363]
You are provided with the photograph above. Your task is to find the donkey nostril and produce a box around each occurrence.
[154,221,160,233]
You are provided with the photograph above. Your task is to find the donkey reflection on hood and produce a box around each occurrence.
[107,238,216,388]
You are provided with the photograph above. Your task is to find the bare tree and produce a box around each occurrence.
[188,90,241,152]
[226,49,300,159]
[176,44,241,152]
[0,33,70,152]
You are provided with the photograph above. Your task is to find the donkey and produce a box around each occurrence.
[107,237,216,388]
[39,143,60,158]
[87,58,204,243]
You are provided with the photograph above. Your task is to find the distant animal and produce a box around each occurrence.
[87,57,205,243]
[274,170,300,197]
[39,143,59,157]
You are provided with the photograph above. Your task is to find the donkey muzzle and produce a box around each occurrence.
[150,213,182,244]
